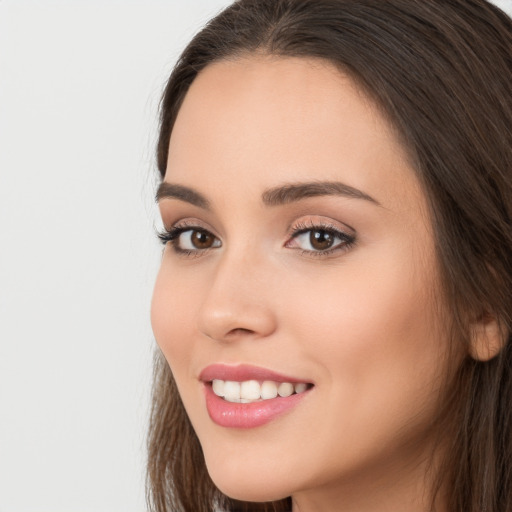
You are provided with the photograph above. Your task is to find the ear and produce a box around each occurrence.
[468,313,507,362]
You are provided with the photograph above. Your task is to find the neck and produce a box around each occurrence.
[291,442,448,512]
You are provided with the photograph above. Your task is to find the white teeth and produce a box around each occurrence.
[240,380,261,400]
[294,383,307,394]
[223,381,241,402]
[212,379,309,402]
[261,381,278,400]
[212,379,225,397]
[277,382,294,397]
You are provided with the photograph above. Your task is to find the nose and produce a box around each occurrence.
[197,252,278,343]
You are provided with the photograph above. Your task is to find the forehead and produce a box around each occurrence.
[166,55,425,216]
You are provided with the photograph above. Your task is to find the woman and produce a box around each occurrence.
[147,1,512,511]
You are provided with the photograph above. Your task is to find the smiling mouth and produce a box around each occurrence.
[210,379,314,403]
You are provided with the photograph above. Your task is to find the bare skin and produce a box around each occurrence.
[152,56,451,511]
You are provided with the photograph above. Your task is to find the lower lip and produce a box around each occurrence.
[204,384,310,429]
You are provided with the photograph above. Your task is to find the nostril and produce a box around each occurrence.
[226,327,255,337]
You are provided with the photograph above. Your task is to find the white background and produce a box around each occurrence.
[0,2,232,511]
[1,1,511,511]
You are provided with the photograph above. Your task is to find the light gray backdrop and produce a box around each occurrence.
[1,1,511,511]
[0,2,231,511]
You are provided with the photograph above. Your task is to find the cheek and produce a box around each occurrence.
[151,264,209,430]
[151,263,197,369]
[285,248,440,359]
[282,246,447,437]
[311,276,439,368]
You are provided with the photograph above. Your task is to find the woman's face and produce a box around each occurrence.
[152,56,450,508]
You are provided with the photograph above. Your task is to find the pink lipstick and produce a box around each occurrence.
[200,364,313,429]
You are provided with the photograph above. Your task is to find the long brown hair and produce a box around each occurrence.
[147,1,512,511]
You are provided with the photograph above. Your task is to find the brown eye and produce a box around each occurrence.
[191,230,216,249]
[309,230,334,250]
[171,228,221,253]
[287,225,355,255]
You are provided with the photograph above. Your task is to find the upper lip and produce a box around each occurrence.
[199,363,312,384]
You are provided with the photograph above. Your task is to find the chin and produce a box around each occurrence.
[211,481,289,504]
[204,454,292,503]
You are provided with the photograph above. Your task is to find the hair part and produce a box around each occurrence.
[149,1,512,511]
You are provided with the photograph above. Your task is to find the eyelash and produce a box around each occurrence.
[157,223,216,257]
[157,221,356,258]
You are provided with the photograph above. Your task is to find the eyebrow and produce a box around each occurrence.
[262,181,381,207]
[156,182,211,210]
[156,180,380,208]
